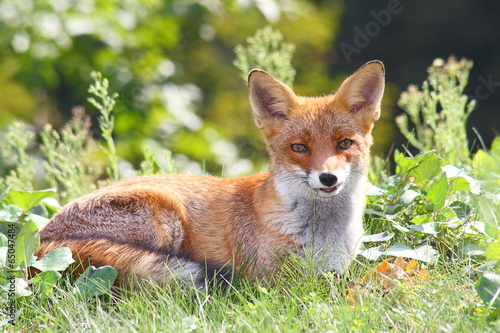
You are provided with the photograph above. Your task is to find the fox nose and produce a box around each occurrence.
[319,173,337,187]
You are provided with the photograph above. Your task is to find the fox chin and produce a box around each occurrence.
[34,61,385,288]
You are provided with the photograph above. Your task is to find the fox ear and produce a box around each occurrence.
[248,70,297,130]
[335,60,385,123]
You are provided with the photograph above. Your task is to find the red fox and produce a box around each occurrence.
[36,61,385,287]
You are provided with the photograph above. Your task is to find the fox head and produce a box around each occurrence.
[248,61,385,199]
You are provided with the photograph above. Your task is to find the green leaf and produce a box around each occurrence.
[26,213,50,230]
[436,207,457,222]
[74,266,118,298]
[410,214,433,225]
[395,150,428,177]
[460,243,485,257]
[361,231,394,243]
[32,247,74,272]
[0,234,8,267]
[358,245,385,261]
[13,221,39,268]
[485,223,500,241]
[476,273,500,308]
[409,153,444,188]
[0,205,23,222]
[407,222,441,235]
[1,278,32,298]
[5,189,57,211]
[485,243,500,261]
[29,270,62,297]
[472,149,498,179]
[399,189,422,206]
[41,197,62,215]
[0,186,11,201]
[384,243,438,263]
[359,243,438,263]
[426,173,448,210]
[442,164,481,194]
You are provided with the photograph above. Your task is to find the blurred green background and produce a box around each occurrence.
[1,0,498,177]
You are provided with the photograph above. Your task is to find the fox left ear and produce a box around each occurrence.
[335,60,385,123]
[247,69,297,131]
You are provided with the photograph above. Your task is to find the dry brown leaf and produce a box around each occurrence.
[347,257,431,305]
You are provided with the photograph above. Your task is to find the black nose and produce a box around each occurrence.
[319,173,337,187]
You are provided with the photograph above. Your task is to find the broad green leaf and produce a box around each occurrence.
[74,266,118,298]
[41,197,62,215]
[472,149,497,179]
[1,278,32,298]
[0,234,7,267]
[358,245,384,261]
[407,222,440,235]
[409,152,444,188]
[26,213,50,230]
[395,150,434,177]
[399,189,422,206]
[13,221,39,268]
[0,186,11,201]
[485,223,500,241]
[0,205,23,222]
[485,243,500,261]
[5,189,57,211]
[436,207,457,222]
[29,270,62,297]
[476,273,500,308]
[460,243,486,257]
[361,231,394,243]
[0,233,7,247]
[366,183,386,196]
[359,243,438,263]
[476,261,500,275]
[384,243,438,263]
[448,177,471,193]
[442,164,481,194]
[427,173,448,210]
[32,247,74,272]
[462,221,497,239]
[410,214,433,225]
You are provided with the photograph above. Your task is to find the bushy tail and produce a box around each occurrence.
[34,238,232,289]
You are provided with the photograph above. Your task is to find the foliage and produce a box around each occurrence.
[396,57,476,165]
[88,71,120,182]
[0,122,36,192]
[40,108,104,203]
[362,150,495,264]
[472,136,500,223]
[234,26,296,87]
[0,188,117,326]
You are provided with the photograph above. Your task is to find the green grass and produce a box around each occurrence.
[13,260,499,332]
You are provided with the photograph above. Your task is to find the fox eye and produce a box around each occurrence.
[338,139,353,150]
[291,143,308,153]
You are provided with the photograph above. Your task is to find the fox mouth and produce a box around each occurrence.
[315,185,342,197]
[319,187,337,193]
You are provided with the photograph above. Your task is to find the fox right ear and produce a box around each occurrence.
[248,70,297,130]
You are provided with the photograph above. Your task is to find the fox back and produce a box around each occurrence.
[36,61,385,288]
